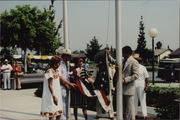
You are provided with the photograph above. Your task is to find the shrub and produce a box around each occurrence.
[147,86,180,119]
[34,85,43,98]
[145,66,159,71]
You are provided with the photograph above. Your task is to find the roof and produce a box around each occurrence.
[154,49,171,56]
[169,47,180,58]
[71,54,86,58]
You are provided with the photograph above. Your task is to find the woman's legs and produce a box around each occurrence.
[74,108,78,120]
[49,117,53,120]
[82,108,88,120]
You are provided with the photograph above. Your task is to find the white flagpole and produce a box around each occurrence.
[115,0,123,119]
[63,0,71,119]
[63,0,69,49]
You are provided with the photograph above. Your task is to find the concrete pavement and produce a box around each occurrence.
[0,88,157,120]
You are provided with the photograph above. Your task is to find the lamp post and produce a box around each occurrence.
[148,28,158,85]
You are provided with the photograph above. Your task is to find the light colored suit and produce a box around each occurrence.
[108,55,139,120]
[123,56,139,95]
[122,56,139,120]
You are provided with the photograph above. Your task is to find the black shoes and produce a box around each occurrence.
[95,116,100,119]
[135,115,148,120]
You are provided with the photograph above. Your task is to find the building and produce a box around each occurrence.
[154,49,172,63]
[169,47,180,58]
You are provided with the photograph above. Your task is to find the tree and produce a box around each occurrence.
[135,16,150,63]
[85,36,102,61]
[0,5,62,56]
[135,16,146,53]
[155,41,162,49]
[0,5,62,72]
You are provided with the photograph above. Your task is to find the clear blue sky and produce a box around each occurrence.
[0,0,179,52]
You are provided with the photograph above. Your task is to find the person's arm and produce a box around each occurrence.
[144,77,149,92]
[86,68,98,89]
[59,76,76,89]
[123,59,139,83]
[48,77,58,105]
[9,65,13,71]
[1,66,9,72]
[17,66,22,73]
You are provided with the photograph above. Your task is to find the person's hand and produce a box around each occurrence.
[144,86,149,93]
[53,96,58,105]
[65,84,71,89]
[122,78,126,83]
[69,83,77,89]
[104,49,110,55]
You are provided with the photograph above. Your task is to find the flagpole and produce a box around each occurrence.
[63,0,69,49]
[63,0,71,119]
[115,0,123,119]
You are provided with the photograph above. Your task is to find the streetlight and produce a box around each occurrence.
[148,28,158,85]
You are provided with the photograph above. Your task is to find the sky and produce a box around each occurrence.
[0,0,179,52]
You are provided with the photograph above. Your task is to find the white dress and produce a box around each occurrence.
[41,68,63,117]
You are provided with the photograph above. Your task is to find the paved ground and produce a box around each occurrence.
[0,88,159,120]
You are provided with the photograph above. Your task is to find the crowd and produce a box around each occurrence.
[0,46,149,120]
[40,46,149,120]
[0,59,23,90]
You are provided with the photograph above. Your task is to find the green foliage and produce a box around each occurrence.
[135,16,146,53]
[0,4,62,55]
[85,36,102,61]
[145,66,158,71]
[34,85,43,98]
[135,16,153,64]
[147,86,180,119]
[155,41,162,49]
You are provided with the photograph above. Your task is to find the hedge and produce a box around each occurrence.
[147,86,180,119]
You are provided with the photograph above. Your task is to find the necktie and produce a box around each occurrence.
[123,59,127,70]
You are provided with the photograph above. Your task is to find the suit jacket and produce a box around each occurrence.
[108,55,139,95]
[123,56,139,95]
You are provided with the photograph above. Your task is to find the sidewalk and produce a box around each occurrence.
[0,88,157,120]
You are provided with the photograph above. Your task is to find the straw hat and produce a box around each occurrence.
[61,49,72,56]
[4,59,8,62]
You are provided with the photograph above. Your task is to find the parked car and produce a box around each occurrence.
[157,58,180,82]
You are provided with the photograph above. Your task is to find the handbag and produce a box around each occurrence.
[17,72,24,76]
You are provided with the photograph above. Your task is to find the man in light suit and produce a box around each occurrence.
[106,46,139,120]
[122,46,139,120]
[58,49,72,120]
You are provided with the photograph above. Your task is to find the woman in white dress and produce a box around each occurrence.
[41,55,76,120]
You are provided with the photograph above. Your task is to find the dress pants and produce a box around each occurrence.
[134,86,147,117]
[61,86,70,120]
[3,73,11,89]
[15,76,21,89]
[123,95,135,120]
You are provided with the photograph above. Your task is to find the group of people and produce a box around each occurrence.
[0,59,23,90]
[40,46,150,120]
[107,46,149,120]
